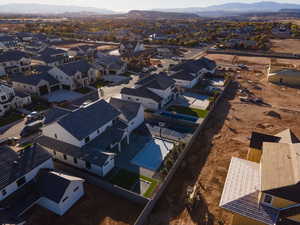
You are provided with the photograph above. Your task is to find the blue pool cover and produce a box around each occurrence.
[131,138,174,171]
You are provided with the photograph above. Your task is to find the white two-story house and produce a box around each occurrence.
[0,84,31,117]
[0,145,84,224]
[170,57,217,88]
[0,50,31,76]
[48,60,100,90]
[37,98,144,177]
[121,73,176,111]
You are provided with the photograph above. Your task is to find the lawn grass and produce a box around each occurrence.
[109,169,159,198]
[0,112,24,127]
[168,105,209,118]
[141,175,159,198]
[75,87,91,94]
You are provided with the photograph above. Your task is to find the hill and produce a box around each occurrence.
[0,3,114,15]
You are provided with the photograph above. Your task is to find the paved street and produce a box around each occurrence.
[102,74,140,99]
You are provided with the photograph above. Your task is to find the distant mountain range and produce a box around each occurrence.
[0,3,114,15]
[1,1,300,17]
[153,1,300,15]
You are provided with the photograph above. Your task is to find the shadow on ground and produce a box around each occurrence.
[147,81,239,225]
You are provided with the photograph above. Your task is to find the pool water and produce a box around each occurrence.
[161,111,198,122]
[131,138,174,171]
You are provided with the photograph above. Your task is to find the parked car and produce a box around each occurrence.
[20,121,43,137]
[26,111,44,124]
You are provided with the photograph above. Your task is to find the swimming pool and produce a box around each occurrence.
[131,138,174,171]
[161,111,198,122]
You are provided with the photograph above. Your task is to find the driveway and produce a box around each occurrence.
[0,119,25,139]
[102,75,140,100]
[43,90,83,102]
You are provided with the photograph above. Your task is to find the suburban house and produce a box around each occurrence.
[37,98,144,177]
[121,73,176,110]
[68,45,97,61]
[0,35,19,49]
[10,72,61,96]
[0,145,84,224]
[0,50,31,76]
[170,57,217,88]
[24,40,47,55]
[119,40,145,55]
[267,65,300,86]
[109,97,144,133]
[33,47,69,67]
[272,26,291,39]
[95,52,127,75]
[16,32,33,42]
[220,129,300,225]
[0,84,31,116]
[121,49,155,70]
[48,60,101,90]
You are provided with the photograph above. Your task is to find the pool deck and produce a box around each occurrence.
[115,134,156,178]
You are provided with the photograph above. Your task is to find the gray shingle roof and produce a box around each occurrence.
[0,50,28,63]
[37,136,113,166]
[170,70,197,81]
[10,73,59,86]
[43,107,71,125]
[121,87,163,103]
[171,57,216,74]
[136,74,175,90]
[109,97,141,122]
[35,170,71,203]
[0,145,51,190]
[58,60,93,77]
[57,99,121,140]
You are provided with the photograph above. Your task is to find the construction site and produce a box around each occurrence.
[147,54,300,225]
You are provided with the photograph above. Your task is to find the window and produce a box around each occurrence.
[63,154,67,160]
[263,194,273,205]
[16,177,26,187]
[73,157,78,164]
[1,96,6,101]
[85,136,90,144]
[85,161,91,169]
[62,196,68,202]
[2,189,7,196]
[54,134,57,139]
[97,129,100,134]
[73,186,79,192]
[53,150,56,155]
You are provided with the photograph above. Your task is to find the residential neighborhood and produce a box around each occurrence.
[0,2,300,225]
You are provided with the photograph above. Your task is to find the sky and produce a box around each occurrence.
[0,0,300,11]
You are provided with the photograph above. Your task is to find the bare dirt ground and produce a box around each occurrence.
[26,183,143,225]
[271,39,300,54]
[207,53,300,68]
[148,59,300,225]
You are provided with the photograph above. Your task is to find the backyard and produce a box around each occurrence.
[109,169,159,198]
[168,105,209,119]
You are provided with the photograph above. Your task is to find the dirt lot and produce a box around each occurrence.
[207,53,300,68]
[25,183,143,225]
[148,60,300,225]
[271,39,300,54]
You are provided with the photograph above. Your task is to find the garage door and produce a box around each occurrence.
[62,85,71,90]
[39,85,49,95]
[50,85,60,92]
